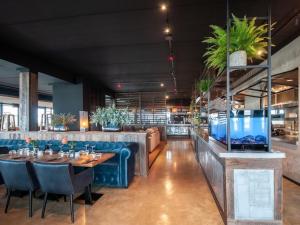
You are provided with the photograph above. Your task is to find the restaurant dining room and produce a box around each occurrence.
[1,0,300,225]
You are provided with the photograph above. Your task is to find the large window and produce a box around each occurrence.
[1,103,19,127]
[38,107,53,127]
[0,102,53,129]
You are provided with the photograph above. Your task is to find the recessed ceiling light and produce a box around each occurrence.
[160,83,164,87]
[160,4,167,11]
[164,27,171,34]
[286,79,293,82]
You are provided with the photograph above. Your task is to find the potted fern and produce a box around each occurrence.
[51,113,77,131]
[203,15,270,75]
[91,106,130,131]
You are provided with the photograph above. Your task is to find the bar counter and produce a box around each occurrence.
[191,128,285,225]
[0,131,149,177]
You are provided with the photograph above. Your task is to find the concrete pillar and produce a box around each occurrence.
[19,69,38,131]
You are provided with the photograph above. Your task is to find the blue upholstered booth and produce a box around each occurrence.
[0,139,138,188]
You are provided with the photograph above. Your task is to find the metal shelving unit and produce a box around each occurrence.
[226,0,272,152]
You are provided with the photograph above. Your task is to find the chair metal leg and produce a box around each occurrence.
[41,192,48,219]
[4,189,11,213]
[70,194,74,223]
[29,190,33,217]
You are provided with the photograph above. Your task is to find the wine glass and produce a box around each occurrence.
[85,144,90,154]
[91,145,96,154]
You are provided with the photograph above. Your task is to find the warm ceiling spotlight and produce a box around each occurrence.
[160,83,164,87]
[164,27,171,34]
[165,95,169,99]
[160,4,167,11]
[286,79,293,82]
[168,55,174,61]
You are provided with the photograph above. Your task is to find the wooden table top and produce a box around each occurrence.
[0,153,116,168]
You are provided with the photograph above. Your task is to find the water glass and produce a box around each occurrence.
[90,152,97,160]
[69,150,75,159]
[9,150,16,156]
[58,150,64,158]
[64,152,70,158]
[24,148,30,156]
[37,150,44,158]
[17,149,24,156]
[45,149,53,155]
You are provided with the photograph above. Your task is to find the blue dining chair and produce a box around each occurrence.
[33,162,93,223]
[0,160,39,217]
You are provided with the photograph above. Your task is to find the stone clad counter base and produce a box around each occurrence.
[191,129,285,225]
[0,131,150,177]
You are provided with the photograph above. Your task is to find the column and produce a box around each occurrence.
[19,69,38,131]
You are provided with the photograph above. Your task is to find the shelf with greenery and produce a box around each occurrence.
[203,14,272,75]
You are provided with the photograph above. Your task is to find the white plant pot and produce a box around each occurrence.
[229,50,247,67]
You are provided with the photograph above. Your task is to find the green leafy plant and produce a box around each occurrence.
[51,113,77,127]
[68,141,76,150]
[30,140,38,148]
[203,14,271,74]
[91,106,130,127]
[197,79,213,93]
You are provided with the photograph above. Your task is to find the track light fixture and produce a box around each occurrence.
[164,27,171,34]
[160,4,167,11]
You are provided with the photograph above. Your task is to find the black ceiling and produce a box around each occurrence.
[0,0,299,99]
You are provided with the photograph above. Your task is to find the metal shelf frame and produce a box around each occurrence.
[226,0,272,152]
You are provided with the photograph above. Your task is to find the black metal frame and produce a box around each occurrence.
[226,0,272,152]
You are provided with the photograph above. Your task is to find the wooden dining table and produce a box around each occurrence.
[0,152,116,204]
[0,152,116,167]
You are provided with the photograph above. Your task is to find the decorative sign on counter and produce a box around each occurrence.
[234,169,274,220]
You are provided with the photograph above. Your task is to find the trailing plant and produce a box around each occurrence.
[91,106,130,127]
[197,79,213,93]
[51,113,77,127]
[203,14,271,74]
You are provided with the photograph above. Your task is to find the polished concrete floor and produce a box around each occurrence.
[0,140,299,225]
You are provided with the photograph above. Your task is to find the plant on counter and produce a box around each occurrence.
[90,106,130,131]
[25,137,38,148]
[203,14,271,75]
[51,113,77,131]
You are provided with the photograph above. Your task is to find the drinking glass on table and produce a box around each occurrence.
[83,144,89,154]
[58,150,64,158]
[46,144,53,155]
[90,145,96,159]
[17,148,24,156]
[69,150,75,159]
[9,150,16,156]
